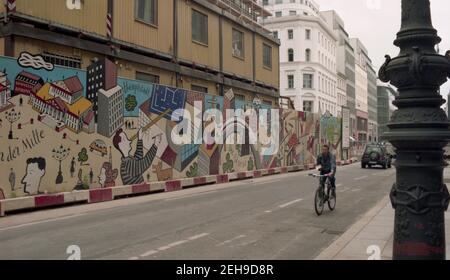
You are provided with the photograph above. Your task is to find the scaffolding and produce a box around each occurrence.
[206,0,272,30]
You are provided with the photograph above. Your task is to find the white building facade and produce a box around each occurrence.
[350,38,370,147]
[260,0,338,116]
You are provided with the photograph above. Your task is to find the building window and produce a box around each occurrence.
[263,0,269,5]
[232,28,245,58]
[287,75,294,89]
[42,51,81,69]
[303,74,313,89]
[289,10,296,16]
[305,29,311,40]
[135,0,158,26]
[288,29,294,40]
[191,85,208,93]
[263,44,272,69]
[275,11,282,17]
[303,101,313,112]
[192,9,208,45]
[305,48,311,62]
[288,48,294,62]
[273,31,278,39]
[136,72,160,84]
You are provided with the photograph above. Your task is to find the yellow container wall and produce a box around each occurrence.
[222,20,253,81]
[177,1,220,70]
[113,0,174,55]
[16,0,108,36]
[255,36,279,89]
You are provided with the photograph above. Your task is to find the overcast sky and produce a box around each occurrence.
[316,0,450,97]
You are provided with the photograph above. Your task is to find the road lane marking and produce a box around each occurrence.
[158,245,172,251]
[167,240,189,247]
[134,232,210,260]
[140,250,158,257]
[354,176,368,181]
[129,257,140,260]
[254,179,285,186]
[217,235,246,247]
[336,184,343,187]
[278,199,303,208]
[265,210,272,213]
[0,213,88,232]
[351,188,361,192]
[188,233,210,240]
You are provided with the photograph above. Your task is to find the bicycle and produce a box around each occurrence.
[309,174,336,216]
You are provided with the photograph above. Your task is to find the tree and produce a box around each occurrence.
[78,148,89,166]
[186,163,198,178]
[247,157,254,171]
[125,95,138,112]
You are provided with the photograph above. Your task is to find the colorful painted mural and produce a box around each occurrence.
[0,54,344,200]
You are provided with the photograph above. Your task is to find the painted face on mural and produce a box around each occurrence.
[118,131,132,157]
[22,158,46,196]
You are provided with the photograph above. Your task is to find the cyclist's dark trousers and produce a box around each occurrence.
[320,175,336,196]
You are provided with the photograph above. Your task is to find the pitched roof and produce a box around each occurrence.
[83,111,95,124]
[63,76,83,93]
[17,71,41,81]
[35,83,53,101]
[53,97,68,112]
[66,97,92,117]
[98,85,122,98]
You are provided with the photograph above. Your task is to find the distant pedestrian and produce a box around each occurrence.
[70,157,76,178]
[89,168,94,184]
[19,97,23,107]
[9,168,16,191]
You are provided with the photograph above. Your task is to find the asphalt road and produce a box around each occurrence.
[0,163,396,260]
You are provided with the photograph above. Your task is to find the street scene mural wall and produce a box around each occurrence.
[0,54,342,199]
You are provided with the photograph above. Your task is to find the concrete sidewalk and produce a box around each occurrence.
[316,167,450,260]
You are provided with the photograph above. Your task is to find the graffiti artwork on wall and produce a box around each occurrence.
[0,53,344,200]
[320,111,343,160]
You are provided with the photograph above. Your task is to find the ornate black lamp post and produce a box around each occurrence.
[379,0,450,260]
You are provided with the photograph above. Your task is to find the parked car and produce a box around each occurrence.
[361,144,392,169]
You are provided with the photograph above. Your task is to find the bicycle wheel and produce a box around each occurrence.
[314,187,325,216]
[328,186,336,211]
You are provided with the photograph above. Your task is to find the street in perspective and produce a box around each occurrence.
[0,0,450,263]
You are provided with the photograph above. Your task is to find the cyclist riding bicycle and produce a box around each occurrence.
[316,144,337,200]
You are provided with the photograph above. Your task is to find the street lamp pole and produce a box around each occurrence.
[379,0,450,260]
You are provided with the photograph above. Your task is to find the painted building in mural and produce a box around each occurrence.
[87,58,118,120]
[30,76,95,134]
[14,71,44,96]
[97,85,124,138]
[0,70,12,110]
